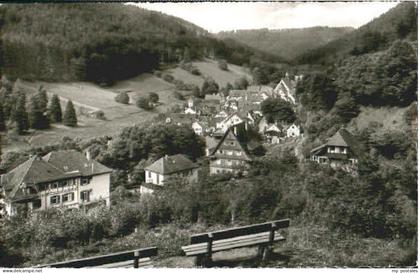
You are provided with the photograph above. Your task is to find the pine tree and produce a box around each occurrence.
[63,100,77,127]
[14,92,29,135]
[49,94,62,123]
[36,85,48,113]
[29,96,50,129]
[0,103,6,132]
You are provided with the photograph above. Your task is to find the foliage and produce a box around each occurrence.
[173,91,184,100]
[296,72,337,111]
[0,103,6,131]
[48,94,62,123]
[217,59,228,71]
[0,4,281,84]
[114,92,129,104]
[29,95,50,129]
[218,27,353,61]
[63,100,77,127]
[261,98,296,123]
[136,96,152,110]
[201,77,219,96]
[13,91,29,135]
[233,76,249,90]
[296,2,417,65]
[96,123,204,170]
[148,92,159,103]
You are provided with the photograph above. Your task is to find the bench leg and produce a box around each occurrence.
[195,254,212,267]
[262,246,273,261]
[257,245,273,261]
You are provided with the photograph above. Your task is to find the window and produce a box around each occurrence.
[33,199,41,209]
[81,177,91,186]
[80,190,91,203]
[62,192,75,203]
[50,183,58,190]
[58,181,68,187]
[156,175,160,184]
[148,171,151,178]
[50,195,60,205]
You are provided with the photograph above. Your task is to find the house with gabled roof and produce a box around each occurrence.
[310,128,361,171]
[141,154,199,194]
[209,127,252,175]
[0,150,112,217]
[273,73,302,105]
[286,123,301,138]
[216,112,248,133]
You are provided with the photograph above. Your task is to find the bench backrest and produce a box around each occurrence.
[37,247,158,268]
[190,219,290,244]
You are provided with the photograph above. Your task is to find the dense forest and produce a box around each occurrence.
[295,2,417,65]
[217,27,353,61]
[0,4,283,85]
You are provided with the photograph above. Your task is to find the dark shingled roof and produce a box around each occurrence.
[1,150,112,200]
[311,128,363,157]
[145,154,198,175]
[43,150,112,176]
[210,127,252,161]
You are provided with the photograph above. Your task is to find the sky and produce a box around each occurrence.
[132,1,399,33]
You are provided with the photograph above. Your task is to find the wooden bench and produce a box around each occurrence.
[37,247,158,268]
[182,219,290,267]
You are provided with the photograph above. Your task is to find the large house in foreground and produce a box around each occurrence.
[0,150,112,217]
[209,127,252,175]
[310,128,361,171]
[140,154,199,194]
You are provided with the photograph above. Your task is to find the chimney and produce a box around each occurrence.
[85,149,91,161]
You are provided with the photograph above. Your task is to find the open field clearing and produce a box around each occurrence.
[168,59,252,88]
[193,59,252,86]
[3,75,183,153]
[350,106,410,132]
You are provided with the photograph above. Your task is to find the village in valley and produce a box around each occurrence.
[0,2,417,269]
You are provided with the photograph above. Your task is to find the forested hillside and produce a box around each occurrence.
[217,27,353,61]
[0,4,283,85]
[295,2,417,65]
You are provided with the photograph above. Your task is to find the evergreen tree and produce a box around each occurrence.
[14,92,29,135]
[0,103,5,132]
[63,100,77,127]
[36,85,48,113]
[29,96,50,129]
[49,94,62,123]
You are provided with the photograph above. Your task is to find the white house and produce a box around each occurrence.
[216,113,245,133]
[141,154,199,194]
[273,73,302,105]
[192,121,205,136]
[0,150,112,217]
[286,124,301,138]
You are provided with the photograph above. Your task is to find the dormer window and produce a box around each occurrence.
[63,166,69,171]
[81,177,91,186]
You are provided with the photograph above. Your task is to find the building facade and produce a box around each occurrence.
[310,128,360,171]
[0,150,112,217]
[209,127,252,175]
[141,154,199,194]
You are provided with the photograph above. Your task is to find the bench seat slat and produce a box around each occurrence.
[182,232,278,251]
[92,258,152,268]
[183,233,285,256]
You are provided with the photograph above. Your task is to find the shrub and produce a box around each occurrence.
[148,92,159,103]
[114,92,129,104]
[173,91,184,100]
[191,68,201,75]
[136,96,153,110]
[162,74,174,83]
[218,60,228,71]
